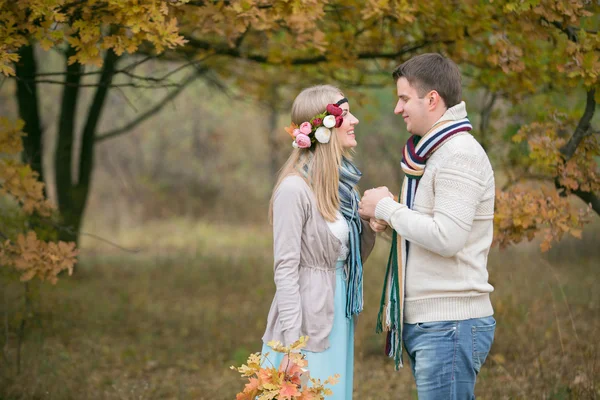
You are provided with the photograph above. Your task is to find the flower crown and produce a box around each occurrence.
[284,97,348,149]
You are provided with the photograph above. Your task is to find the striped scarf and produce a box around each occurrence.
[376,117,473,370]
[339,156,364,319]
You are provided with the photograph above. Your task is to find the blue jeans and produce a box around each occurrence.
[403,316,496,400]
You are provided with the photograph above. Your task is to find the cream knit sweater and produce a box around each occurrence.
[375,104,495,324]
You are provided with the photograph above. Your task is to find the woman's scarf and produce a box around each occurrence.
[339,156,364,319]
[376,116,473,370]
[296,153,365,319]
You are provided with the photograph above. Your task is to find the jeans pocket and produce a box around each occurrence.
[416,320,458,333]
[471,317,496,373]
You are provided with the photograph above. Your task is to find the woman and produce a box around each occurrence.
[261,85,376,399]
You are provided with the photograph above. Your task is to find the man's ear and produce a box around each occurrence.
[427,90,445,111]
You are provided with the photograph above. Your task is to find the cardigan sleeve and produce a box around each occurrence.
[359,217,376,263]
[272,177,307,345]
[375,152,487,257]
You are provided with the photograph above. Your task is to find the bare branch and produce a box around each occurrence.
[95,69,206,142]
[23,56,212,88]
[20,78,183,89]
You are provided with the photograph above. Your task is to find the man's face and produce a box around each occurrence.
[394,77,431,137]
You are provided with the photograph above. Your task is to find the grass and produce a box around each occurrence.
[1,219,599,399]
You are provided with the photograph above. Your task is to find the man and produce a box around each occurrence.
[359,53,496,399]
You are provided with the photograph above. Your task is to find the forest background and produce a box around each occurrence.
[0,1,599,399]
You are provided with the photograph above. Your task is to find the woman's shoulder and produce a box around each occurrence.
[273,174,313,211]
[277,174,311,194]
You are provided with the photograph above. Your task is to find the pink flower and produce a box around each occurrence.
[292,128,301,138]
[299,122,312,135]
[295,133,311,148]
[312,118,322,126]
[326,104,343,116]
[335,115,344,128]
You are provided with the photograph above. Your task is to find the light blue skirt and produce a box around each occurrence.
[261,261,354,400]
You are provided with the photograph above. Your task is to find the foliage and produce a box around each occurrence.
[494,111,600,250]
[0,0,188,74]
[231,336,340,400]
[0,118,77,282]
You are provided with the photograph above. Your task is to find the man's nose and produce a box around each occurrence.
[394,103,403,114]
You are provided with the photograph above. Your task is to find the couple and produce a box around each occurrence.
[260,53,496,399]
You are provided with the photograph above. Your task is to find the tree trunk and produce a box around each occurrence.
[54,47,83,243]
[71,49,119,239]
[54,48,119,244]
[15,46,44,185]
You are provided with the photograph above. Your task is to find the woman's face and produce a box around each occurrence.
[333,94,359,149]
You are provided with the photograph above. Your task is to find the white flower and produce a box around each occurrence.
[315,127,331,143]
[323,115,336,128]
[292,140,299,148]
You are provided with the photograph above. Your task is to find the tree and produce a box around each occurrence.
[1,0,598,250]
[1,0,189,243]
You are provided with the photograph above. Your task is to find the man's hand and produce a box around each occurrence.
[369,218,388,233]
[359,186,393,220]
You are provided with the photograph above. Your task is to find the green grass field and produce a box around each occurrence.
[1,220,598,399]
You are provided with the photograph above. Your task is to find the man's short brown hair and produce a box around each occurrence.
[392,53,462,108]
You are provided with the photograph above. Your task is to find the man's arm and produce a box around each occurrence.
[362,153,488,257]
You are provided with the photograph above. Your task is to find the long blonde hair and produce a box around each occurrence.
[269,85,346,223]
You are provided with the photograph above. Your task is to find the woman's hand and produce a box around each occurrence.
[369,218,388,233]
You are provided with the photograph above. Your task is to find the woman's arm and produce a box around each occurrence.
[272,178,307,345]
[359,217,376,262]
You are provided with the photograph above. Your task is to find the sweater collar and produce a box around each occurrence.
[434,101,467,125]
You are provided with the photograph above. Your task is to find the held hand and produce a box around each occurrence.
[359,186,393,219]
[369,218,388,233]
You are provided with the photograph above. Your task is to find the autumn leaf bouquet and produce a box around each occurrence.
[230,336,339,400]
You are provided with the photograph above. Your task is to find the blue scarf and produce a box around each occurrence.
[297,153,364,319]
[338,156,364,319]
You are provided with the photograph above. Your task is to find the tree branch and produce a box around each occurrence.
[95,69,205,142]
[33,56,207,83]
[17,78,183,89]
[550,89,600,215]
[15,46,44,187]
[571,188,600,214]
[55,46,82,215]
[560,89,596,160]
[183,37,437,65]
[77,49,119,200]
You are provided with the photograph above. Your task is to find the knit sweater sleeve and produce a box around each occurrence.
[272,177,307,345]
[375,152,487,257]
